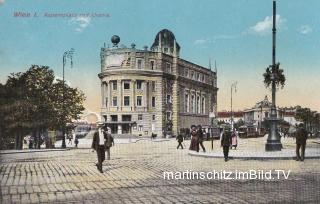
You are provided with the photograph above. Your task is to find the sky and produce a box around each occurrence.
[0,0,319,113]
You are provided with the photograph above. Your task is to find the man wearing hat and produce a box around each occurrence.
[221,127,232,162]
[105,127,114,160]
[91,122,107,173]
[295,123,308,161]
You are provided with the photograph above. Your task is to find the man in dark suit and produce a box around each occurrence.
[221,127,232,162]
[296,123,308,161]
[91,122,107,173]
[105,127,114,160]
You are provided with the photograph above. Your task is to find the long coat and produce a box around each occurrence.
[91,130,107,151]
[296,128,308,145]
[221,131,232,146]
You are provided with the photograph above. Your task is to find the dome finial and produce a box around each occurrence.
[111,35,120,47]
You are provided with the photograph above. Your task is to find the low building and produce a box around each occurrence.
[98,29,218,137]
[217,111,244,124]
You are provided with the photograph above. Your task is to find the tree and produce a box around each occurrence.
[263,63,286,89]
[0,65,85,149]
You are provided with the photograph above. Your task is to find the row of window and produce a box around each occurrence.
[184,93,206,114]
[110,81,156,91]
[183,68,206,82]
[106,96,156,107]
[110,114,156,122]
[136,58,173,73]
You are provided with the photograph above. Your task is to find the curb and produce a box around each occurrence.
[188,152,320,160]
[0,148,71,155]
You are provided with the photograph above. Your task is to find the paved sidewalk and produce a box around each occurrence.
[1,138,319,203]
[189,137,320,160]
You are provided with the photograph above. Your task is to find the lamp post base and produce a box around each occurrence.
[265,140,282,151]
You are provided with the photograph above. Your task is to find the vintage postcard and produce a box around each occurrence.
[0,0,319,203]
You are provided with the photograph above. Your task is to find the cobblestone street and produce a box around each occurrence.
[1,138,320,203]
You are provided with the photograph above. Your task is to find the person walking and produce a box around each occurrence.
[230,130,238,150]
[295,123,308,161]
[91,122,108,173]
[221,127,232,162]
[176,132,184,149]
[189,125,199,152]
[198,125,206,152]
[105,127,114,160]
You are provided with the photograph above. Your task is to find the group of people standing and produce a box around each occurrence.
[187,125,238,162]
[189,125,206,153]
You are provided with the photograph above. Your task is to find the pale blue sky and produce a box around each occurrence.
[0,0,319,112]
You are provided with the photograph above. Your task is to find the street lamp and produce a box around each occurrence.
[265,1,282,151]
[61,48,75,148]
[230,81,237,131]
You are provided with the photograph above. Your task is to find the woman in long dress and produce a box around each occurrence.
[189,126,199,152]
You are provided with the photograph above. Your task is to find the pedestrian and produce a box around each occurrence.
[230,130,238,150]
[91,122,108,173]
[221,127,232,162]
[105,127,114,160]
[198,125,206,152]
[176,132,184,149]
[74,137,79,148]
[68,136,72,145]
[189,125,199,152]
[295,123,308,161]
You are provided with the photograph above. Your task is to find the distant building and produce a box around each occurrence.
[217,111,244,124]
[98,29,218,137]
[243,95,282,128]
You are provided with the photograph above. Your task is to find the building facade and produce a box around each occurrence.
[98,29,218,137]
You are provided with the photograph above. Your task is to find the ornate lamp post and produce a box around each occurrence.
[265,1,282,151]
[61,48,75,148]
[230,81,237,131]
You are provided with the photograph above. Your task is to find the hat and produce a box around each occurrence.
[97,121,104,127]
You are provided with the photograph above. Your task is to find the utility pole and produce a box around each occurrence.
[265,1,282,151]
[230,81,237,131]
[61,48,75,148]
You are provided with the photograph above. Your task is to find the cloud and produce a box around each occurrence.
[248,14,286,36]
[69,16,91,33]
[193,35,236,45]
[54,76,71,86]
[299,25,312,34]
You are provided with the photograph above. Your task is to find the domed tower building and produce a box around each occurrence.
[98,29,218,137]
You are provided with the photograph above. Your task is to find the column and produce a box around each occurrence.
[143,81,148,111]
[131,80,136,111]
[118,80,122,110]
[108,81,112,111]
[100,81,104,108]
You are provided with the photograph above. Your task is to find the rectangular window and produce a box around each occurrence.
[191,95,195,113]
[136,81,142,90]
[124,81,130,90]
[112,81,117,90]
[166,94,171,104]
[202,74,205,82]
[166,63,171,73]
[138,114,143,120]
[112,97,117,106]
[185,94,189,112]
[138,125,143,131]
[124,96,130,106]
[151,97,156,107]
[191,71,194,79]
[151,81,156,92]
[166,112,171,120]
[152,115,156,121]
[136,96,142,106]
[185,68,189,77]
[150,60,155,70]
[136,59,144,69]
[197,73,200,81]
[197,96,200,114]
[111,115,118,122]
[201,97,205,114]
[122,115,131,121]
